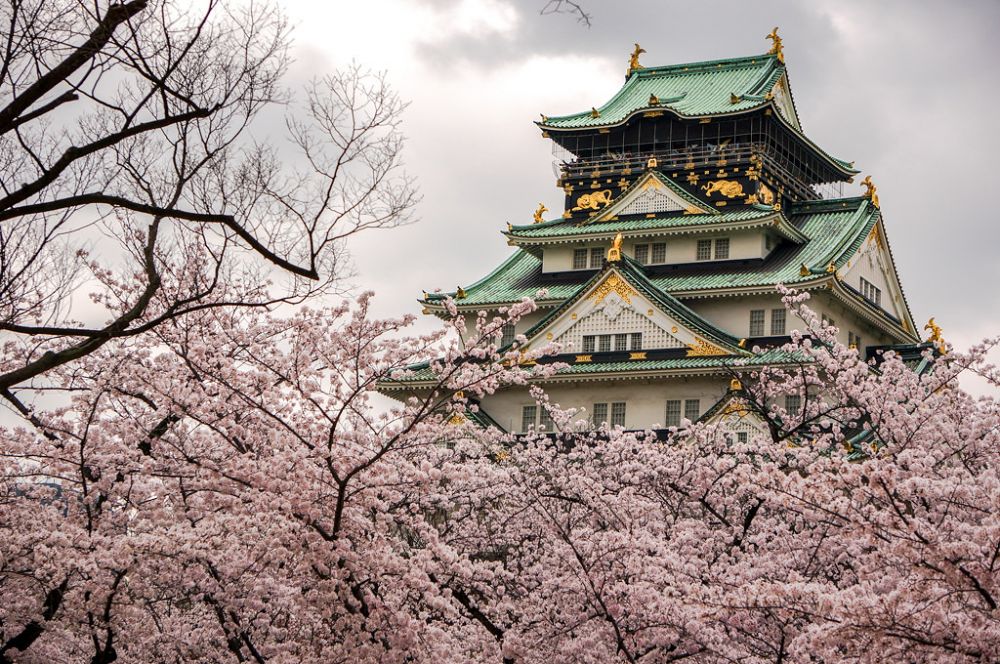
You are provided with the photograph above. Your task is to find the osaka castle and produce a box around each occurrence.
[384,32,924,436]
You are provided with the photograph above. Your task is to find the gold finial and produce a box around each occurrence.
[924,317,946,353]
[799,263,810,277]
[507,222,512,231]
[730,93,741,105]
[648,93,660,106]
[533,202,548,224]
[422,290,429,300]
[730,378,743,391]
[590,107,601,118]
[766,27,784,63]
[456,286,467,299]
[540,113,548,122]
[607,232,623,262]
[738,338,747,348]
[627,43,646,76]
[860,175,880,208]
[646,156,658,169]
[826,262,836,274]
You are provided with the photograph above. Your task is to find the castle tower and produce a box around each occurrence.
[384,34,921,436]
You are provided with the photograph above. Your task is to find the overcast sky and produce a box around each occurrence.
[280,0,1000,354]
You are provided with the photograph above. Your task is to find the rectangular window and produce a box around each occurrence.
[860,277,882,307]
[684,399,700,422]
[611,402,626,427]
[822,315,836,330]
[849,331,863,350]
[592,402,608,426]
[736,431,749,444]
[714,237,730,260]
[572,248,588,270]
[785,394,802,417]
[696,239,712,261]
[665,400,682,427]
[499,322,515,347]
[750,309,765,337]
[599,334,612,353]
[630,332,642,350]
[539,407,554,432]
[770,309,786,336]
[521,405,537,432]
[614,333,628,352]
[582,335,596,353]
[589,247,603,269]
[651,242,667,263]
[634,244,649,264]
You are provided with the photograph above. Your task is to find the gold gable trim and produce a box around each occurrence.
[587,273,637,305]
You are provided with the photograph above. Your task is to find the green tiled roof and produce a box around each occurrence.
[541,55,785,129]
[508,205,807,243]
[382,349,801,387]
[427,197,878,307]
[538,53,855,175]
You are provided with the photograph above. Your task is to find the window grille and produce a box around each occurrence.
[684,399,700,422]
[599,335,612,352]
[860,277,882,306]
[696,239,712,261]
[770,309,786,335]
[651,242,667,263]
[589,247,603,269]
[582,335,596,353]
[785,394,802,417]
[630,332,642,350]
[614,333,628,351]
[611,402,626,427]
[634,244,649,264]
[714,238,730,260]
[592,402,608,426]
[736,432,749,444]
[750,310,765,337]
[499,322,515,347]
[521,405,537,432]
[665,400,682,427]
[573,248,588,270]
[539,407,554,431]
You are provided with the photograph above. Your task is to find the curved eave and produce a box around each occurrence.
[504,208,807,246]
[829,277,919,344]
[538,100,857,178]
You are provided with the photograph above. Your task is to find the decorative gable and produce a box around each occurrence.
[840,224,908,323]
[701,391,770,439]
[524,268,738,358]
[770,74,801,130]
[589,171,716,223]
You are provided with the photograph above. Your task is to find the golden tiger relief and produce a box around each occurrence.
[573,189,613,211]
[702,179,745,198]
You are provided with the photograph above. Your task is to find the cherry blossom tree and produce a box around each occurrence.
[0,289,550,662]
[0,0,417,419]
[2,285,997,663]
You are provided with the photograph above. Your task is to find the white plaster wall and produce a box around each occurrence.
[539,230,770,274]
[684,293,791,338]
[481,375,730,432]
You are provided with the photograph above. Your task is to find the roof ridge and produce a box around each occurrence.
[633,53,778,77]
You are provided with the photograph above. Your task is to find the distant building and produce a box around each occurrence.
[384,35,924,437]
